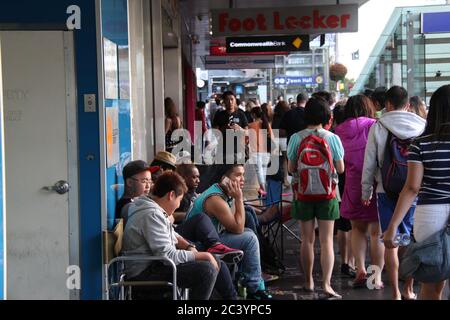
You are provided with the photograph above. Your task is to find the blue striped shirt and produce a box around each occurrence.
[408,134,450,205]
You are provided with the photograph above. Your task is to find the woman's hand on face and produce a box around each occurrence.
[227,180,243,200]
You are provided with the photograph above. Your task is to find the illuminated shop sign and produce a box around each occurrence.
[211,5,358,36]
[226,35,309,53]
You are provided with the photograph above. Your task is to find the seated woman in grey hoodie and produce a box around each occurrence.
[121,171,237,300]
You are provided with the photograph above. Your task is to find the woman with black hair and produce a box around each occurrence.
[335,95,384,289]
[287,97,345,299]
[165,97,183,152]
[384,84,450,300]
[272,100,291,188]
[332,100,356,278]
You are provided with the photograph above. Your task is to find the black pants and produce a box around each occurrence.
[175,213,219,249]
[130,260,218,300]
[175,214,237,299]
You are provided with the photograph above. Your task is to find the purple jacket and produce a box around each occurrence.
[335,117,378,221]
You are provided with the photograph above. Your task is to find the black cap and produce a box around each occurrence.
[122,160,159,181]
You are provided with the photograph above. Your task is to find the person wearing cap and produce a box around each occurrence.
[115,160,159,224]
[150,151,177,181]
[122,171,239,300]
[118,161,244,286]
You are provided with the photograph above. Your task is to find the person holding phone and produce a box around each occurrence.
[185,164,273,300]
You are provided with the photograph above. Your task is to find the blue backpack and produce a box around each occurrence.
[381,131,413,200]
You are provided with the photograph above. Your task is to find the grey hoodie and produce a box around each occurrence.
[121,196,195,279]
[361,111,426,201]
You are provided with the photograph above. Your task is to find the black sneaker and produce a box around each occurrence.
[341,263,357,278]
[247,290,273,300]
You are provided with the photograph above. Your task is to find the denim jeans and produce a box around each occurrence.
[244,205,261,235]
[219,228,263,293]
[250,152,271,186]
[130,260,218,300]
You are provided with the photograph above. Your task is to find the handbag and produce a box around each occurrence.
[399,216,450,283]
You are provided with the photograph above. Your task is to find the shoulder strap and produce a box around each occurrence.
[385,129,393,158]
[377,123,392,168]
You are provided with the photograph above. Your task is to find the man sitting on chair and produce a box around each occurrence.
[122,171,236,300]
[115,160,160,225]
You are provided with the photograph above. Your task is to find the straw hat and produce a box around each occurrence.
[154,151,177,169]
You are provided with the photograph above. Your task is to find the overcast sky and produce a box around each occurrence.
[337,0,447,79]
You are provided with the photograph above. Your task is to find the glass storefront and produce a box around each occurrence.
[272,48,329,100]
[352,5,450,105]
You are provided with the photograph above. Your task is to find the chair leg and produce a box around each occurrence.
[282,223,302,243]
[183,288,190,300]
[280,221,284,260]
[120,286,125,300]
[104,265,109,300]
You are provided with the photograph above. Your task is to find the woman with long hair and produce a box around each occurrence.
[272,101,291,188]
[332,99,356,278]
[384,84,450,299]
[409,96,427,119]
[248,106,273,195]
[261,102,274,124]
[164,97,183,152]
[335,94,384,289]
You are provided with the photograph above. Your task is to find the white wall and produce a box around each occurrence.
[128,0,148,161]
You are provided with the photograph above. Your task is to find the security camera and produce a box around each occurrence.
[436,71,442,77]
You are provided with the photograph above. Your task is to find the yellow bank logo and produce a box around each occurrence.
[292,37,302,49]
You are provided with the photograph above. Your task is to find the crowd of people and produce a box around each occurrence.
[114,85,450,300]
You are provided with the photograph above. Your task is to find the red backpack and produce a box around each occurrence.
[294,131,338,201]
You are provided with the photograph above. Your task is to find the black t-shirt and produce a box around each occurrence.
[177,190,198,212]
[115,197,132,220]
[212,109,249,161]
[212,109,249,132]
[279,107,306,143]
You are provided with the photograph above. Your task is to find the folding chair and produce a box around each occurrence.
[103,219,188,300]
[246,178,301,260]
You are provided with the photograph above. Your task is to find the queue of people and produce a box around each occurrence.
[116,85,449,300]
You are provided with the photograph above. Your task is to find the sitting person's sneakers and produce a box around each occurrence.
[207,243,244,265]
[247,289,273,300]
[340,263,357,278]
